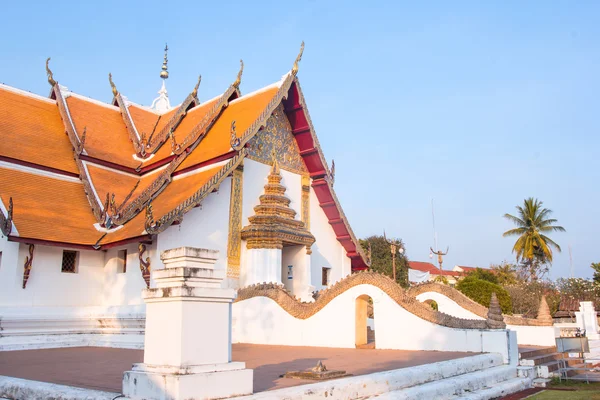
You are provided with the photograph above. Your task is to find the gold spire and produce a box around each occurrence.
[108,73,118,97]
[191,75,201,98]
[291,41,305,75]
[160,44,169,79]
[46,58,57,87]
[233,60,244,88]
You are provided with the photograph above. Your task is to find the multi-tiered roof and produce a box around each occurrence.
[0,44,369,271]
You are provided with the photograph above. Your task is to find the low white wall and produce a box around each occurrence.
[416,292,484,320]
[233,284,515,363]
[506,324,556,347]
[415,291,556,347]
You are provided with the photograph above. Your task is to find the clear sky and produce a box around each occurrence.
[1,1,598,279]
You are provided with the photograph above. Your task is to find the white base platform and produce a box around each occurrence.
[122,362,253,400]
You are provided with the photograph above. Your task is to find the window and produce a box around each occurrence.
[61,250,78,273]
[117,250,127,274]
[321,267,331,286]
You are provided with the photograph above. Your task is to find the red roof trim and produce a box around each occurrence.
[282,79,368,271]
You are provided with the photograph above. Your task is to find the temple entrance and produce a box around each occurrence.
[355,294,375,349]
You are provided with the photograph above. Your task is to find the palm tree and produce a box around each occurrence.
[503,198,565,278]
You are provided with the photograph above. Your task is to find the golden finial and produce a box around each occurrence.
[160,43,169,80]
[108,73,118,97]
[46,57,57,87]
[233,59,244,88]
[191,75,201,98]
[270,149,280,175]
[291,41,305,75]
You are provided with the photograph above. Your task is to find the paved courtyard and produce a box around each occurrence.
[0,344,474,393]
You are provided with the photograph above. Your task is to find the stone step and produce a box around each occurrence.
[520,353,564,366]
[454,377,531,399]
[519,347,557,359]
[375,365,519,399]
[242,354,506,400]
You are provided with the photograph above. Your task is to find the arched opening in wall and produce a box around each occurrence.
[423,299,438,311]
[355,294,375,349]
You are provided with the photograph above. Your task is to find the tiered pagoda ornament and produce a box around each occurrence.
[151,44,171,112]
[241,154,315,251]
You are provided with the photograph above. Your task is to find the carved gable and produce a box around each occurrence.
[246,103,308,174]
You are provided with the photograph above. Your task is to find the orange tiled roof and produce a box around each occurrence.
[0,87,78,175]
[176,86,279,171]
[65,95,139,168]
[0,62,367,273]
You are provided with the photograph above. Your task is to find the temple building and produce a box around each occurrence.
[0,44,368,342]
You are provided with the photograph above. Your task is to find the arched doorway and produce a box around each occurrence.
[355,295,375,348]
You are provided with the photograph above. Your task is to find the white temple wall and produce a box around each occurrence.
[101,243,148,306]
[156,177,232,273]
[0,237,20,305]
[232,283,515,363]
[309,189,349,289]
[0,243,105,307]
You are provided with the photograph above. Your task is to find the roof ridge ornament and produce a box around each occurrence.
[233,60,244,89]
[291,41,305,76]
[108,73,118,97]
[160,43,169,80]
[191,75,201,99]
[46,58,57,87]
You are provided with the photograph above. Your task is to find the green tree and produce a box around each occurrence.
[503,198,565,281]
[360,235,409,288]
[465,268,498,284]
[591,263,600,285]
[491,261,518,286]
[456,276,512,314]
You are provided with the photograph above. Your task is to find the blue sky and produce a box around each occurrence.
[1,1,598,279]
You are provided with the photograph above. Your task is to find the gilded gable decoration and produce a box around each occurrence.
[230,120,242,151]
[292,41,304,76]
[246,104,308,174]
[22,244,34,289]
[108,73,118,97]
[241,156,315,251]
[301,176,310,229]
[0,197,13,236]
[227,164,244,278]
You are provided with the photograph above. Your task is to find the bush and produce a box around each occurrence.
[465,268,499,284]
[505,281,559,318]
[457,277,513,314]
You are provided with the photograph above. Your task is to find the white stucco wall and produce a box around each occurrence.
[156,176,231,273]
[0,243,105,307]
[101,243,148,306]
[415,291,556,346]
[233,284,513,363]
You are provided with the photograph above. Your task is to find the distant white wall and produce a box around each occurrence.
[416,292,484,320]
[233,283,513,363]
[415,291,556,346]
[0,237,20,306]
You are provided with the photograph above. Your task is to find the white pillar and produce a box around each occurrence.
[576,301,600,340]
[292,248,315,302]
[122,247,253,400]
[244,248,282,286]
